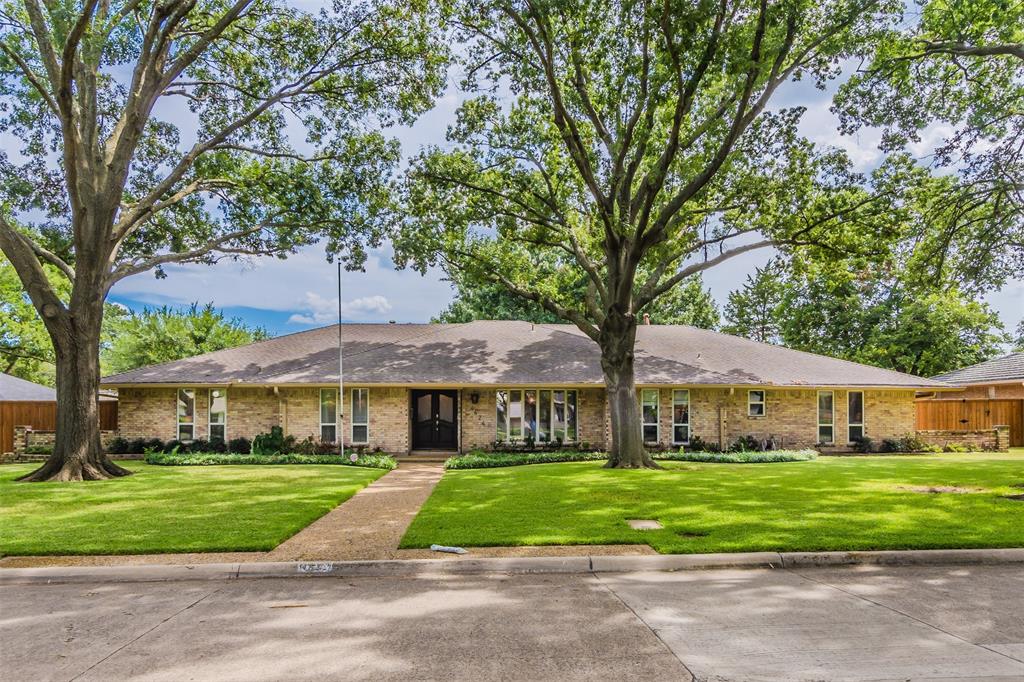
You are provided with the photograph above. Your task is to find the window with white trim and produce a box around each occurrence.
[208,389,226,442]
[351,388,368,444]
[496,389,577,443]
[848,391,864,442]
[642,389,659,443]
[748,390,766,417]
[320,389,337,443]
[817,390,834,444]
[672,390,690,444]
[177,388,195,441]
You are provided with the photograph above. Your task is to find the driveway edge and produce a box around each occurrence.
[3,548,1022,585]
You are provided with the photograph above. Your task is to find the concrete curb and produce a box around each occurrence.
[3,548,1022,585]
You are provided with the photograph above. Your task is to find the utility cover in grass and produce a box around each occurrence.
[627,519,663,530]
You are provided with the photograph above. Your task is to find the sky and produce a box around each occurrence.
[81,28,1021,339]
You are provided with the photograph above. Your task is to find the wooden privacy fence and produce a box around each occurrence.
[0,401,118,454]
[915,399,1024,447]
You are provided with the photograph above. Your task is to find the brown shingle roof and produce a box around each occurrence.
[100,320,949,388]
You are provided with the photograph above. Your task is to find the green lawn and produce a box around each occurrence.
[0,462,385,556]
[401,451,1024,554]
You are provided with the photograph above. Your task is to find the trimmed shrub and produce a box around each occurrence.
[24,444,54,455]
[685,435,720,453]
[127,438,149,454]
[145,451,397,469]
[106,437,131,455]
[851,436,874,453]
[656,449,818,464]
[163,439,187,454]
[144,438,165,453]
[227,437,251,454]
[943,442,970,453]
[207,437,227,453]
[445,450,608,470]
[292,436,339,456]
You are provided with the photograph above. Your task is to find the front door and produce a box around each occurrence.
[411,390,458,450]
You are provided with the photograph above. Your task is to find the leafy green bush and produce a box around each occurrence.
[227,437,251,454]
[880,435,941,453]
[251,426,296,455]
[446,450,608,470]
[943,442,970,453]
[23,444,53,455]
[106,436,130,454]
[145,451,397,469]
[655,449,818,463]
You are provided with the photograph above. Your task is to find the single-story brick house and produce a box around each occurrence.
[101,320,952,454]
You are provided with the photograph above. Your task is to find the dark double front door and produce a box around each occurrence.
[411,390,458,450]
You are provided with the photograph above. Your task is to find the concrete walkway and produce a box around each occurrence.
[3,564,1022,681]
[268,462,445,561]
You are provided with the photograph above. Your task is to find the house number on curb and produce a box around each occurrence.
[297,562,334,574]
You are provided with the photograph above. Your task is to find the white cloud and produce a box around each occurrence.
[287,292,393,324]
[111,243,454,324]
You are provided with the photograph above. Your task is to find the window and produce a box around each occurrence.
[177,388,195,441]
[208,389,226,442]
[351,388,368,444]
[818,391,834,444]
[748,390,766,417]
[642,389,659,443]
[848,391,864,442]
[320,389,337,443]
[496,391,508,442]
[496,389,578,443]
[672,390,690,444]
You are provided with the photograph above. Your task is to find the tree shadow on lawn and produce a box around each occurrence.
[401,457,1024,554]
[0,463,385,556]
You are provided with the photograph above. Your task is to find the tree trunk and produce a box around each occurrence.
[18,306,131,482]
[600,312,658,469]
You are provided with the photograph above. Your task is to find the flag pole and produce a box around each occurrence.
[337,259,345,457]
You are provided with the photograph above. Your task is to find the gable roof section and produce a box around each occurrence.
[0,373,57,401]
[101,320,948,389]
[931,352,1024,385]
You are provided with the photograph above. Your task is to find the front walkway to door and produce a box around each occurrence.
[268,463,445,562]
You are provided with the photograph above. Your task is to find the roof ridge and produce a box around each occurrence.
[252,323,460,382]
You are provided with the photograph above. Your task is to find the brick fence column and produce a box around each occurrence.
[994,425,1010,452]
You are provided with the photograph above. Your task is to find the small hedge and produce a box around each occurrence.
[655,449,818,464]
[145,451,397,469]
[445,450,608,470]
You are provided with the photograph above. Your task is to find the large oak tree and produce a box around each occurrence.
[396,0,902,467]
[0,0,445,480]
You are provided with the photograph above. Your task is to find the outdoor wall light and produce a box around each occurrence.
[470,392,480,404]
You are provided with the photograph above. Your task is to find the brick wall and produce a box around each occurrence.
[12,426,117,454]
[916,427,1009,452]
[114,384,918,454]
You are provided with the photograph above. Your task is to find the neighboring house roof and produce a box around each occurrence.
[931,352,1024,385]
[0,373,57,401]
[101,321,949,389]
[0,373,118,401]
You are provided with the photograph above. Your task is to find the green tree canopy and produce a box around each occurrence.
[834,0,1023,291]
[437,274,719,329]
[724,257,1008,376]
[101,303,268,376]
[0,0,446,480]
[396,0,902,467]
[722,261,786,343]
